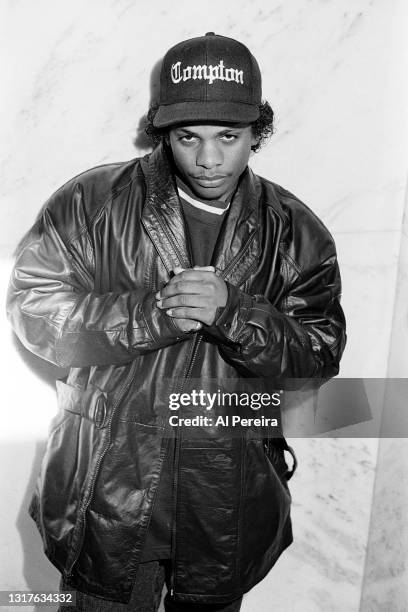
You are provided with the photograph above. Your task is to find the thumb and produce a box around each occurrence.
[193,265,215,272]
[173,266,185,275]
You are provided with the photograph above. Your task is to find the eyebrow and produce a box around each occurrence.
[175,127,245,137]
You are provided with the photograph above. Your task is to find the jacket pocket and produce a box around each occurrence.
[264,437,297,482]
[56,379,109,429]
[30,380,110,571]
[240,438,292,573]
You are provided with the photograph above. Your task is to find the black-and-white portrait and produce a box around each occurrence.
[1,2,407,611]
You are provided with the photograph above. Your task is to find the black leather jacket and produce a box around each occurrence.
[7,144,346,604]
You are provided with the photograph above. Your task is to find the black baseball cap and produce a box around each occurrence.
[153,32,262,128]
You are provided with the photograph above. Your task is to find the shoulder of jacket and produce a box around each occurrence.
[48,157,145,210]
[255,174,337,272]
[42,157,146,240]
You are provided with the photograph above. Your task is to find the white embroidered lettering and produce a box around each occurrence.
[219,59,225,81]
[182,66,192,80]
[171,62,182,83]
[192,65,208,80]
[170,60,244,85]
[208,65,219,84]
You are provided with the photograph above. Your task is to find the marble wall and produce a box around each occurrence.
[360,417,408,610]
[1,1,406,610]
[359,178,408,610]
[388,188,408,378]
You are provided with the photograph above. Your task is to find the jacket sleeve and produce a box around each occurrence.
[205,249,346,382]
[7,207,190,369]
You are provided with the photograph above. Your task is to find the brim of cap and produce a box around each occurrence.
[153,101,260,128]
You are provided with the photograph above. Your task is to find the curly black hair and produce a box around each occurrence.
[145,101,275,152]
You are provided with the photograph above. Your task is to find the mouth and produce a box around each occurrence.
[192,175,227,187]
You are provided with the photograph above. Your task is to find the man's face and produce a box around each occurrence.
[168,124,257,202]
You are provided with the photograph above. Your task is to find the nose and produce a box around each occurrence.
[196,141,223,169]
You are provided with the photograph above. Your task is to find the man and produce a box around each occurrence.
[7,33,346,611]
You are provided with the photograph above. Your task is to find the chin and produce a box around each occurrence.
[197,190,224,201]
[192,184,228,201]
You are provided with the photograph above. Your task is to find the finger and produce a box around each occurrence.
[193,265,215,272]
[172,269,215,280]
[158,294,207,309]
[173,266,185,275]
[158,281,210,299]
[155,270,217,300]
[166,307,209,323]
[166,270,217,289]
[177,319,202,332]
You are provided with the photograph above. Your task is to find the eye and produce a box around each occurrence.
[179,134,197,144]
[220,133,239,142]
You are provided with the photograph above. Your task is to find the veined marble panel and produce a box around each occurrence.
[387,230,408,376]
[362,187,408,608]
[360,437,408,611]
[2,0,407,252]
[0,442,60,597]
[243,438,378,612]
[333,231,400,378]
[403,182,408,237]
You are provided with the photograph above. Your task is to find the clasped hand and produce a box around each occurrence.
[155,266,228,333]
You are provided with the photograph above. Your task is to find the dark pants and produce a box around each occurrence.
[59,561,243,612]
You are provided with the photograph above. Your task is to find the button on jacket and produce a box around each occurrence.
[7,144,346,604]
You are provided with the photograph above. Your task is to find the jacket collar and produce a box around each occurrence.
[141,143,260,285]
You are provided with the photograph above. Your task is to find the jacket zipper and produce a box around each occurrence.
[148,197,197,596]
[65,363,137,577]
[151,206,189,270]
[169,333,203,597]
[169,219,258,597]
[143,199,194,597]
[169,233,255,596]
[218,230,257,281]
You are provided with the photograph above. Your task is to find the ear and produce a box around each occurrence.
[250,128,259,152]
[250,139,260,152]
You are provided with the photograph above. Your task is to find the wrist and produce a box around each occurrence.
[203,282,247,343]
